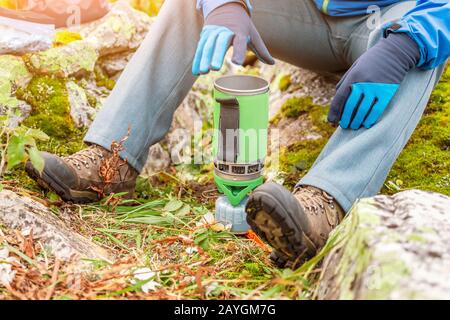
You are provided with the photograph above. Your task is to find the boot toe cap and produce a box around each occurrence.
[26,152,78,188]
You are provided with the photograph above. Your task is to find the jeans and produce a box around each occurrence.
[84,0,445,212]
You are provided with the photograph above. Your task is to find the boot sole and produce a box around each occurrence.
[245,182,317,269]
[25,162,100,204]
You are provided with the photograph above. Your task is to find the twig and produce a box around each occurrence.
[4,283,28,300]
[45,259,61,300]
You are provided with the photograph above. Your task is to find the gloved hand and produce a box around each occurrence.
[328,33,420,130]
[192,2,274,75]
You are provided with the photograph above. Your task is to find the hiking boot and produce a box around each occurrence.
[245,182,344,269]
[25,145,139,203]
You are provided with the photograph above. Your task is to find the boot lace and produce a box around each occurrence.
[64,146,105,170]
[293,186,335,214]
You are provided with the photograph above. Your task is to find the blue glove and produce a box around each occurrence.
[192,2,274,75]
[328,33,420,130]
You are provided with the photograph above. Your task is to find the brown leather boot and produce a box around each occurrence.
[245,182,344,269]
[25,145,139,203]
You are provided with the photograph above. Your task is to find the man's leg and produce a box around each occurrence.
[299,1,446,212]
[84,0,203,171]
[25,0,205,202]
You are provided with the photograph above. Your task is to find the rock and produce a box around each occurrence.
[26,40,99,77]
[167,94,204,164]
[1,100,32,128]
[317,190,450,300]
[0,190,111,262]
[66,81,97,128]
[0,247,18,286]
[167,128,191,165]
[274,114,322,147]
[0,16,54,55]
[172,93,204,134]
[98,51,134,77]
[78,77,110,108]
[13,1,151,79]
[70,0,153,57]
[0,1,151,133]
[259,60,340,108]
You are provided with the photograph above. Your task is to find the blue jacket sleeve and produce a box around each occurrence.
[386,0,450,70]
[196,0,252,17]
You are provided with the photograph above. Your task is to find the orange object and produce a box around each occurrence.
[0,7,54,24]
[0,0,110,27]
[245,230,270,252]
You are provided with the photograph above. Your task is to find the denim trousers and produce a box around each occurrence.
[84,0,445,212]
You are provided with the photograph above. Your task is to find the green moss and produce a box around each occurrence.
[280,139,328,186]
[19,76,73,138]
[85,91,98,108]
[278,74,292,92]
[17,75,85,156]
[2,166,44,193]
[281,96,313,118]
[94,65,116,90]
[24,41,98,77]
[272,96,326,126]
[384,67,450,196]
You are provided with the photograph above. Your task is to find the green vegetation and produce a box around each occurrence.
[385,67,450,195]
[0,117,48,179]
[19,76,74,139]
[277,74,292,92]
[94,65,116,91]
[17,76,86,156]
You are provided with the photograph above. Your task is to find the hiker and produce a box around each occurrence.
[26,0,450,268]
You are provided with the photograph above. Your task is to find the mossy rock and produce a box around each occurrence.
[94,65,116,90]
[18,75,85,155]
[317,190,450,299]
[277,74,292,92]
[272,96,323,125]
[24,41,99,77]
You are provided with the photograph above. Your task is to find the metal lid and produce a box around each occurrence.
[214,75,269,96]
